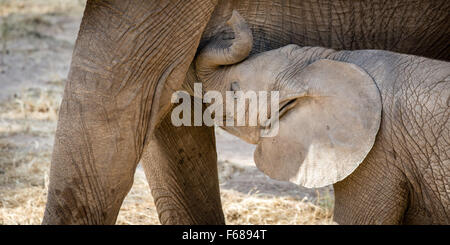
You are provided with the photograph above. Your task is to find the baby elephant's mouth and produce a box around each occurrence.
[278,98,299,119]
[260,98,299,132]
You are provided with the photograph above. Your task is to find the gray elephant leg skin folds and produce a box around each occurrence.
[42,0,218,225]
[141,98,225,225]
[44,0,449,225]
[195,11,449,224]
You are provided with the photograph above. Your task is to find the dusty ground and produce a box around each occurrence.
[0,0,334,225]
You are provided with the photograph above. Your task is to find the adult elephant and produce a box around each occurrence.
[42,0,450,224]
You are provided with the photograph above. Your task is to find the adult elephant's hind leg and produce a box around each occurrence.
[141,100,224,225]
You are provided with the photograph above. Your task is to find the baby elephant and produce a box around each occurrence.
[195,11,449,224]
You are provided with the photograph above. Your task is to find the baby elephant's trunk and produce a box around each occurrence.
[195,10,253,83]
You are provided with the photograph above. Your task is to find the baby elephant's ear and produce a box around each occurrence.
[254,59,382,188]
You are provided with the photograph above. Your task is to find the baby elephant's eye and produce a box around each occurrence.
[230,81,240,92]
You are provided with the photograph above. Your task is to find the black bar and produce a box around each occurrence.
[0,225,447,244]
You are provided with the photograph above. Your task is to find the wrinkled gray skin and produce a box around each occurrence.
[195,12,450,224]
[43,0,450,225]
[331,50,449,224]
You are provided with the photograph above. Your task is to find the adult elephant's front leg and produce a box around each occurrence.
[42,0,217,224]
[141,100,224,225]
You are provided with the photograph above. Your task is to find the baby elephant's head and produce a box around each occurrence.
[195,11,382,188]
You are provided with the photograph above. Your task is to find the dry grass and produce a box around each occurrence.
[222,191,333,225]
[0,87,58,224]
[1,87,61,121]
[0,0,86,17]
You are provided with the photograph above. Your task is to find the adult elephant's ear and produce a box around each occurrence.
[254,59,382,188]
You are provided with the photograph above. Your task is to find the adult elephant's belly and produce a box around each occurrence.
[197,0,449,60]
